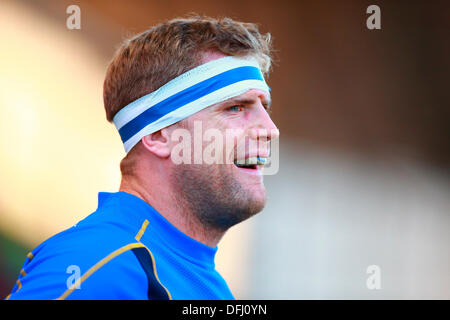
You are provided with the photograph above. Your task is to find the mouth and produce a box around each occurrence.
[234,156,268,170]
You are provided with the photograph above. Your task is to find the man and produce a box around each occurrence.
[6,15,279,300]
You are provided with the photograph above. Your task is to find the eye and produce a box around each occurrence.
[228,105,245,112]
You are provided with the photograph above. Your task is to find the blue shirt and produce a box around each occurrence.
[6,191,235,300]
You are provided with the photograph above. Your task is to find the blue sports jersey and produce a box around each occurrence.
[6,191,235,300]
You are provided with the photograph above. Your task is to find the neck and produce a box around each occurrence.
[119,175,225,247]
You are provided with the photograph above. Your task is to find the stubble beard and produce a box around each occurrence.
[171,163,266,233]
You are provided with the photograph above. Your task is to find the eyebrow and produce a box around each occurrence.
[222,96,272,110]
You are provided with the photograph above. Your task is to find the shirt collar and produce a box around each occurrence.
[97,191,218,269]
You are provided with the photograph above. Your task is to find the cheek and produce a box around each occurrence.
[199,117,254,163]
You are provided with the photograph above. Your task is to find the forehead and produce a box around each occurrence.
[180,88,270,125]
[215,88,271,108]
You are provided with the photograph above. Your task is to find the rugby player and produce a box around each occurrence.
[7,15,279,300]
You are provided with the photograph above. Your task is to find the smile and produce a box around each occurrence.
[234,156,267,169]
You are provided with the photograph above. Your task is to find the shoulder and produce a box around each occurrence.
[7,217,149,300]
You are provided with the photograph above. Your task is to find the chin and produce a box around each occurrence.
[230,182,267,223]
[246,185,267,211]
[236,174,267,205]
[171,163,268,231]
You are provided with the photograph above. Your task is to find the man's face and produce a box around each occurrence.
[169,87,279,231]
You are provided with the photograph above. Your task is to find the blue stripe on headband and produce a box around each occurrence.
[117,65,264,144]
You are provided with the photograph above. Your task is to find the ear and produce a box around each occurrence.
[141,128,171,158]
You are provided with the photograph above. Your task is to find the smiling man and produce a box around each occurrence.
[7,15,279,300]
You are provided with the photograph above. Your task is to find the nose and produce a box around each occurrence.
[249,103,279,142]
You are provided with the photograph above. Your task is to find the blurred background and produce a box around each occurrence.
[0,0,449,299]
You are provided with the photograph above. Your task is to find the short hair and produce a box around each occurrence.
[102,15,273,176]
[103,15,273,123]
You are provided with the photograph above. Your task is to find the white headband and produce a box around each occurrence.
[113,56,270,153]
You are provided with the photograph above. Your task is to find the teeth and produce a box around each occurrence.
[256,156,267,165]
[234,156,268,166]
